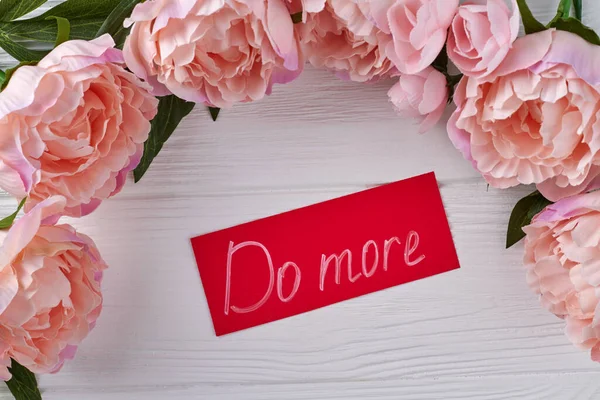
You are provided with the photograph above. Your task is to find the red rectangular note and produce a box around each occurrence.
[191,172,460,336]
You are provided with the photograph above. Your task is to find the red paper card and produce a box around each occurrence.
[191,172,459,336]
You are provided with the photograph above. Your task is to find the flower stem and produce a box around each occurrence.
[574,0,583,20]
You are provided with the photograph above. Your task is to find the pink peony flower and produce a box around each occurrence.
[524,190,600,362]
[448,29,600,201]
[123,0,303,108]
[0,196,107,379]
[387,0,459,74]
[447,0,520,79]
[298,0,397,82]
[388,66,447,133]
[0,35,158,218]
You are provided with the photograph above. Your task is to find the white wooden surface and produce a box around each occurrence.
[2,1,600,398]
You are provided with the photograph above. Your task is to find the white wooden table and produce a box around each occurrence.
[2,1,600,398]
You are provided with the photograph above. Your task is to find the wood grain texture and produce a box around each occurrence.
[2,0,600,398]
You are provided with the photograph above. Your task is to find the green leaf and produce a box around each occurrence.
[0,70,5,87]
[516,0,547,34]
[33,0,121,22]
[208,107,220,121]
[1,61,38,91]
[0,31,47,61]
[0,0,47,22]
[431,46,448,74]
[4,359,41,400]
[548,0,572,27]
[291,12,302,24]
[1,18,100,43]
[45,16,70,47]
[96,0,143,49]
[574,0,582,20]
[553,17,600,46]
[0,0,122,44]
[506,191,552,249]
[134,96,195,183]
[0,198,26,229]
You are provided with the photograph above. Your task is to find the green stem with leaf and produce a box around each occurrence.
[517,0,598,46]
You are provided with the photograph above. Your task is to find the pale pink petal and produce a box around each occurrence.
[303,0,325,13]
[487,30,553,81]
[37,35,123,70]
[508,0,520,42]
[419,101,445,133]
[530,30,600,87]
[487,0,511,44]
[538,166,600,202]
[0,66,46,117]
[266,0,297,69]
[418,69,446,114]
[0,267,18,315]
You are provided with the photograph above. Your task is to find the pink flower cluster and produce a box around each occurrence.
[0,35,157,378]
[114,0,522,135]
[421,0,600,364]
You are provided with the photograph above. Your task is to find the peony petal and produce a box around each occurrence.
[486,30,553,82]
[487,0,512,44]
[538,167,600,202]
[37,35,123,71]
[530,30,600,86]
[419,101,445,133]
[0,66,46,117]
[418,68,447,114]
[508,0,520,43]
[0,266,18,315]
[265,0,298,70]
[534,190,600,224]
